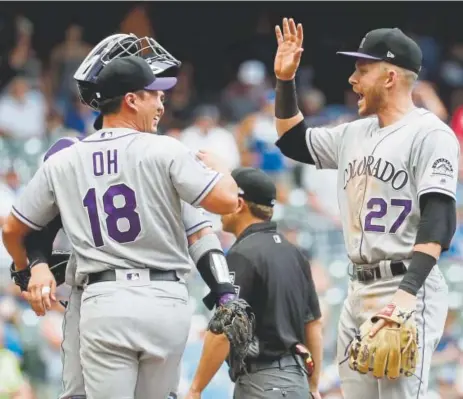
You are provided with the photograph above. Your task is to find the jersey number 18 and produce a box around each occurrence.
[83,183,142,247]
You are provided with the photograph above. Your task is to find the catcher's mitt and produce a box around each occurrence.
[208,298,255,377]
[10,250,71,292]
[348,303,418,380]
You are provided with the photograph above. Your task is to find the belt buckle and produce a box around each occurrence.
[356,266,376,282]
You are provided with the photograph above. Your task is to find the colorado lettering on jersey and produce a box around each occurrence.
[343,156,409,191]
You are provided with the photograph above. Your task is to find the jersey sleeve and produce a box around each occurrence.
[181,201,213,236]
[305,122,349,170]
[12,163,59,230]
[43,136,80,162]
[226,251,255,304]
[414,129,460,200]
[169,141,223,206]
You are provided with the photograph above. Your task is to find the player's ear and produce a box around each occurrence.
[384,67,397,89]
[237,197,246,214]
[124,92,138,111]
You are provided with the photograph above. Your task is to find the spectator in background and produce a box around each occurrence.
[221,59,270,123]
[37,308,64,399]
[180,105,240,170]
[63,95,98,135]
[0,321,26,399]
[450,89,463,143]
[46,108,81,143]
[440,42,463,90]
[412,80,449,121]
[235,91,291,202]
[161,62,198,132]
[0,73,47,139]
[48,24,92,113]
[12,16,42,91]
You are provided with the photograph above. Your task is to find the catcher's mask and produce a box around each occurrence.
[73,33,181,111]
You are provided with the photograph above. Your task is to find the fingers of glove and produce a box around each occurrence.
[355,341,372,375]
[371,348,387,379]
[348,337,361,371]
[401,338,418,377]
[385,346,401,380]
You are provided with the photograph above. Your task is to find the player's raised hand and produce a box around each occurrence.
[28,263,57,316]
[274,18,304,81]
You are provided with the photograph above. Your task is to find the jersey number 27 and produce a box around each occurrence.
[83,183,141,247]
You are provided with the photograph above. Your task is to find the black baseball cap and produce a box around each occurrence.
[336,28,422,74]
[232,167,276,207]
[93,56,177,130]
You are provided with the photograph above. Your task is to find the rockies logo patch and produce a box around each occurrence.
[431,158,453,178]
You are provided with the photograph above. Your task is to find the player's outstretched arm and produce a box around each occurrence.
[195,150,239,214]
[169,142,238,215]
[274,18,305,137]
[272,18,347,169]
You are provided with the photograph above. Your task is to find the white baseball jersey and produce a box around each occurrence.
[305,108,460,264]
[13,128,222,277]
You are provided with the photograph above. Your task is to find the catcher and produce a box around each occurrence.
[8,33,254,399]
[186,168,322,399]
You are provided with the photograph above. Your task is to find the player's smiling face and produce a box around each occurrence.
[348,60,388,117]
[127,89,165,133]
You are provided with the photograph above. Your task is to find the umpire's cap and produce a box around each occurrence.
[232,167,276,207]
[93,56,177,129]
[336,28,422,74]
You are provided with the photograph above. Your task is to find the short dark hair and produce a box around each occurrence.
[98,90,146,116]
[246,200,273,221]
[98,96,124,115]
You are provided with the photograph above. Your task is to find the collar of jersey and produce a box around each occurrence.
[374,107,421,135]
[83,128,140,141]
[236,221,277,243]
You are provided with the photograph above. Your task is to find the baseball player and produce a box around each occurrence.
[272,18,459,399]
[2,51,241,399]
[8,33,239,399]
[21,191,231,399]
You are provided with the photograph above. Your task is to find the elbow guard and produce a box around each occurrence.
[188,234,236,310]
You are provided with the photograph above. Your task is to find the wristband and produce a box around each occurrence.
[275,79,299,119]
[29,255,48,268]
[398,252,436,296]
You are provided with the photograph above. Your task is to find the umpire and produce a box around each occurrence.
[186,167,323,399]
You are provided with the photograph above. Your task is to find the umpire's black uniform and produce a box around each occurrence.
[226,168,321,399]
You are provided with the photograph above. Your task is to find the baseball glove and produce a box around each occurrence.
[10,250,71,292]
[348,303,418,380]
[208,298,255,377]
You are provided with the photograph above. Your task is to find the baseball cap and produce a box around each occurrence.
[93,56,177,130]
[232,167,276,207]
[336,28,422,74]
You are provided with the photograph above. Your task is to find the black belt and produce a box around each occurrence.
[354,261,407,282]
[87,269,179,285]
[245,354,301,374]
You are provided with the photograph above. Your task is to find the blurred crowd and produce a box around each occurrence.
[1,13,463,399]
